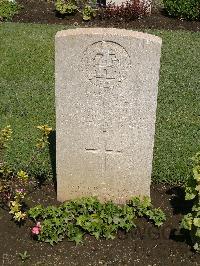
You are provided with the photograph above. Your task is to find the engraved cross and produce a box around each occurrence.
[85,133,122,174]
[94,45,119,88]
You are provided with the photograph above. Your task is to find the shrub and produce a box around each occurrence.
[55,0,97,20]
[0,0,22,21]
[55,0,78,15]
[99,0,149,20]
[55,0,148,21]
[163,0,200,21]
[181,152,200,252]
[82,4,96,20]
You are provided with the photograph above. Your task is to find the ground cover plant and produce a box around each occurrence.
[28,196,165,245]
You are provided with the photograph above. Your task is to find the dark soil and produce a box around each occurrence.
[12,0,200,31]
[0,183,200,265]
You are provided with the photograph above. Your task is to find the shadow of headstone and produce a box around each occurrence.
[48,130,57,191]
[166,186,193,215]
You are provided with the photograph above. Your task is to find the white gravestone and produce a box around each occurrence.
[56,28,162,204]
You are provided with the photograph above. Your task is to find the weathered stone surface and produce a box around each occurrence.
[56,28,162,204]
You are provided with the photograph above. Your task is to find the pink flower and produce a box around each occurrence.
[32,226,40,235]
[31,222,41,235]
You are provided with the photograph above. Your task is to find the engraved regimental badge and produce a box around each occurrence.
[82,41,131,89]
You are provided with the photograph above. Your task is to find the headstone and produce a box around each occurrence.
[56,28,162,204]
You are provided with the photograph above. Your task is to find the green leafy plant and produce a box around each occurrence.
[0,0,22,21]
[9,188,27,222]
[129,196,166,227]
[163,0,200,21]
[55,0,77,15]
[181,152,200,251]
[55,0,97,20]
[28,196,166,245]
[82,4,96,20]
[18,251,30,263]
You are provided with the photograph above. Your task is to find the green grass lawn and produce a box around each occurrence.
[0,23,200,184]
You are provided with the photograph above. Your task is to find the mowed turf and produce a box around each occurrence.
[0,23,199,183]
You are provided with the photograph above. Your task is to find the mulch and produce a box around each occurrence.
[0,183,200,265]
[12,0,200,31]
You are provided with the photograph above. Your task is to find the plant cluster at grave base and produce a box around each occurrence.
[163,0,200,21]
[55,0,149,21]
[0,0,22,21]
[0,126,166,245]
[28,196,166,245]
[181,152,200,252]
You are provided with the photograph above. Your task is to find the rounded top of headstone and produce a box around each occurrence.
[55,28,162,45]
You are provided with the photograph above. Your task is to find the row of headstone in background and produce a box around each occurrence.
[56,28,162,204]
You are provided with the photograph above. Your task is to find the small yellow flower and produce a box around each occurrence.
[0,125,12,148]
[17,170,29,181]
[14,211,26,221]
[36,124,52,149]
[36,125,52,135]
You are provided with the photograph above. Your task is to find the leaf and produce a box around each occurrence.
[18,251,30,262]
[195,228,200,237]
[92,231,101,240]
[194,218,200,228]
[181,214,193,230]
[185,190,197,201]
[70,232,84,245]
[195,185,200,194]
[194,242,200,251]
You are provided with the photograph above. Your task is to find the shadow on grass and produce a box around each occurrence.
[48,130,57,191]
